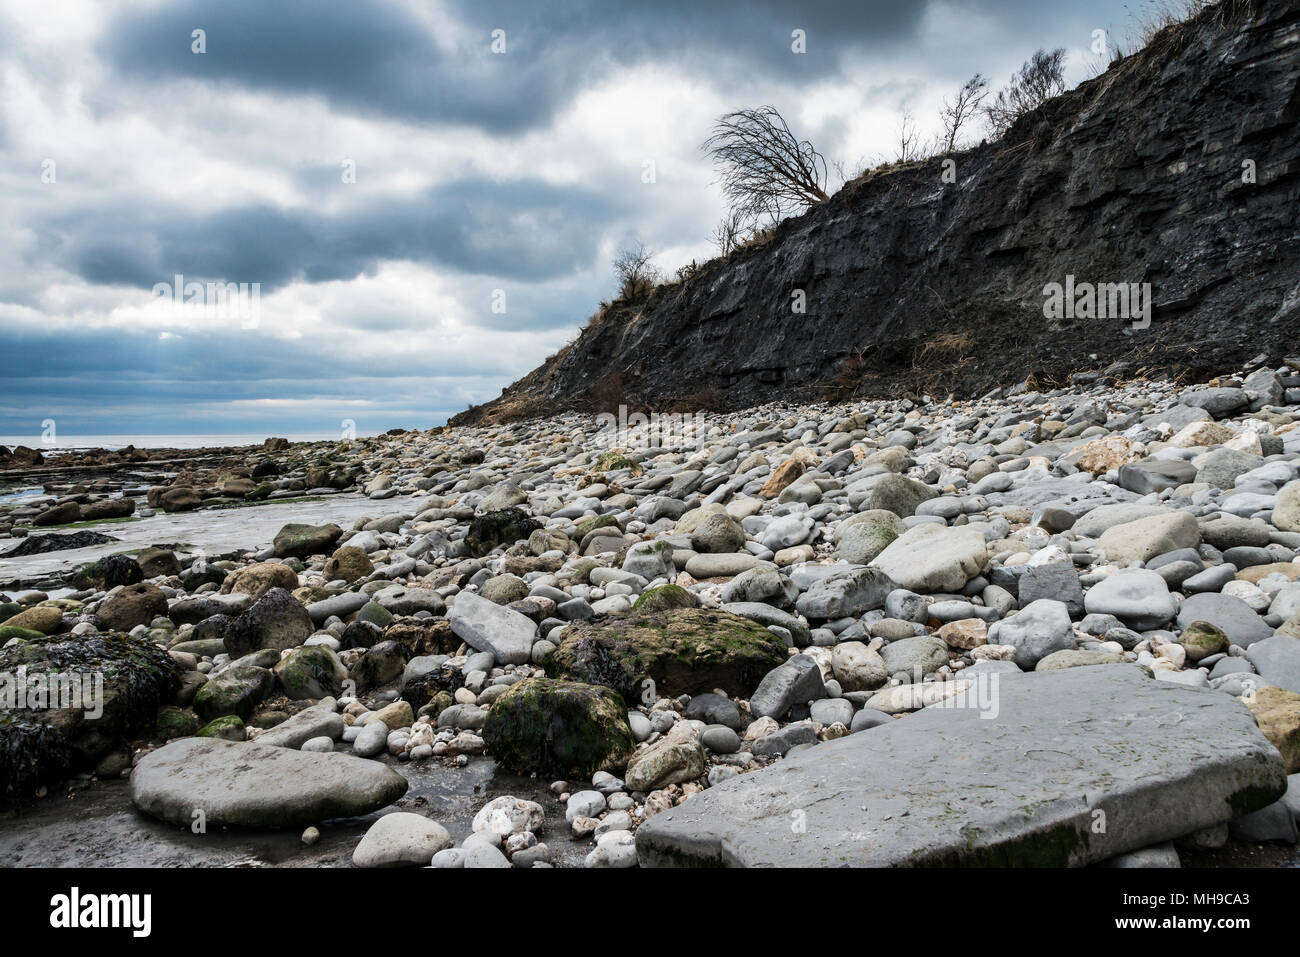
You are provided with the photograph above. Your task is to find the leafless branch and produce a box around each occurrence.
[702,105,829,233]
[940,74,989,152]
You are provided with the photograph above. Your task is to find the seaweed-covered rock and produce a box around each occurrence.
[401,663,461,713]
[546,608,787,701]
[483,677,634,777]
[349,640,408,692]
[466,508,541,558]
[385,617,459,657]
[593,451,642,476]
[0,632,180,797]
[71,554,143,591]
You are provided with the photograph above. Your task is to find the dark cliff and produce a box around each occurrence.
[453,0,1300,426]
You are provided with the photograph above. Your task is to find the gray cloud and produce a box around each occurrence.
[44,178,622,291]
[101,0,932,132]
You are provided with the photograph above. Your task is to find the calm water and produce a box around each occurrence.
[0,432,376,453]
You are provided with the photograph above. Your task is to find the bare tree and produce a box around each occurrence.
[984,48,1067,138]
[702,105,829,232]
[895,111,920,163]
[940,74,989,152]
[613,240,661,301]
[710,209,746,257]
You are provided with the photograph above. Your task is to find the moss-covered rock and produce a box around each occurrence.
[1178,620,1229,662]
[593,451,643,476]
[574,514,624,543]
[631,584,700,613]
[546,608,788,701]
[0,625,44,644]
[0,632,180,797]
[245,482,274,501]
[155,705,198,740]
[196,714,246,741]
[466,508,542,557]
[193,664,275,722]
[483,677,634,777]
[274,645,345,699]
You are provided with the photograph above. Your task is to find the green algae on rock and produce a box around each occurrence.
[483,676,634,777]
[546,607,787,701]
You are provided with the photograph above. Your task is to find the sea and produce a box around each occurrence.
[0,432,372,453]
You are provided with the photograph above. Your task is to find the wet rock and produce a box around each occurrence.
[131,737,408,828]
[483,677,634,778]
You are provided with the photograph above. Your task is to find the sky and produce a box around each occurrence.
[0,0,1147,439]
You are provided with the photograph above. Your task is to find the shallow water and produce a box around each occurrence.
[0,755,585,868]
[0,492,426,587]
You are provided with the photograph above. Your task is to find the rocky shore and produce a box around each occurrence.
[4,361,1300,867]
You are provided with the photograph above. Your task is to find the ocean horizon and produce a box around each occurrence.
[0,432,384,453]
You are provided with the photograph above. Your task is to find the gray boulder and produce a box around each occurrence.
[989,599,1073,670]
[131,737,408,828]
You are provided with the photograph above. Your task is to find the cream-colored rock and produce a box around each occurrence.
[1097,511,1200,565]
[1167,421,1233,448]
[937,618,988,650]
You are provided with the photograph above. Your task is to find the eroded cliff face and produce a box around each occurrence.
[453,0,1300,427]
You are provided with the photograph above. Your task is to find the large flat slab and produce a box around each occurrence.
[131,737,408,828]
[635,666,1286,866]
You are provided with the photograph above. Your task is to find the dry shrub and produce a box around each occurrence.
[915,331,976,362]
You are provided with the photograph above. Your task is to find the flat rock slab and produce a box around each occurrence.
[635,666,1285,867]
[131,737,408,829]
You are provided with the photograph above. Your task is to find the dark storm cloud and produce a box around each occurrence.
[47,178,620,291]
[101,0,930,132]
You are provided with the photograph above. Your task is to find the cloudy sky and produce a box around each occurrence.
[0,0,1143,440]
